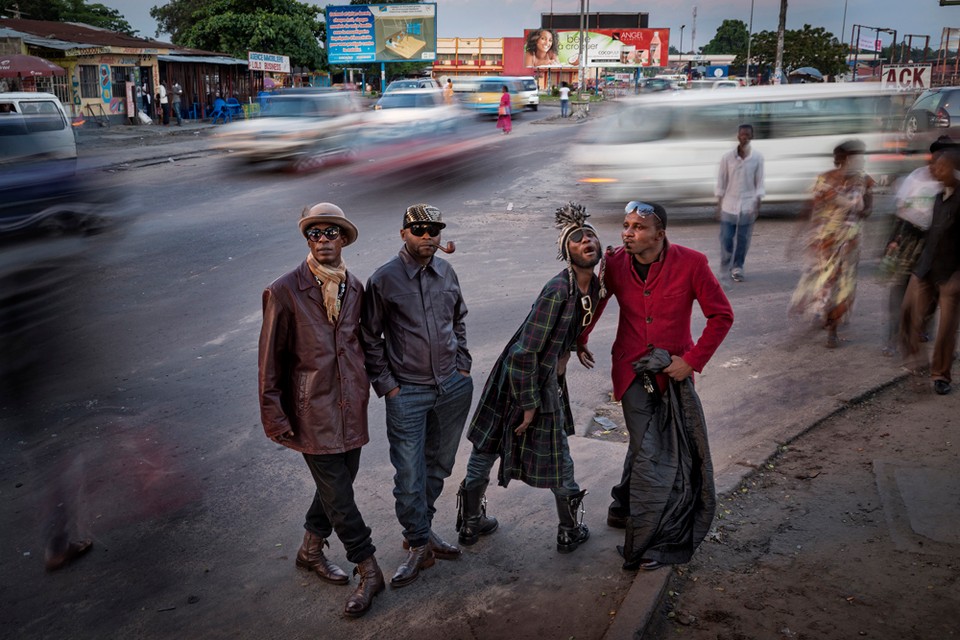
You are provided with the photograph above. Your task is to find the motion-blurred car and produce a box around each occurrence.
[570,83,905,205]
[460,78,525,116]
[382,77,442,95]
[639,77,678,93]
[517,77,540,111]
[902,87,960,143]
[213,91,365,170]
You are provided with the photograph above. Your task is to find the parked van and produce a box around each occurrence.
[570,84,904,205]
[0,92,77,168]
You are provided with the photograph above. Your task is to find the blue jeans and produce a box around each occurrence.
[719,213,754,272]
[560,99,570,118]
[384,370,473,547]
[465,428,580,497]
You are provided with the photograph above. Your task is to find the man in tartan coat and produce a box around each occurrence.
[456,203,604,554]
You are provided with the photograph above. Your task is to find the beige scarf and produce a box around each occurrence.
[306,254,347,323]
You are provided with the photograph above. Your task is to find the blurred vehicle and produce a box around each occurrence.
[902,87,960,143]
[353,88,494,178]
[460,77,525,116]
[639,77,678,93]
[212,91,365,170]
[685,79,739,90]
[571,84,906,205]
[382,77,442,94]
[516,76,540,111]
[0,92,77,167]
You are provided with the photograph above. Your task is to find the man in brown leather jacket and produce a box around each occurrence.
[258,203,383,618]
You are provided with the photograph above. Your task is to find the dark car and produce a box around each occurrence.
[902,87,960,143]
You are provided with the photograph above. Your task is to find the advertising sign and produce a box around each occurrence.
[857,35,882,52]
[248,51,291,73]
[327,3,437,64]
[522,28,669,68]
[881,64,932,91]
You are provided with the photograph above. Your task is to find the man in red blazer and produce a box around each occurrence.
[578,201,734,568]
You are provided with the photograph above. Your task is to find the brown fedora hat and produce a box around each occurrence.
[298,202,359,246]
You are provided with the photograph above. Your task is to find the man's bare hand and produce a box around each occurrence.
[577,344,595,369]
[514,408,537,435]
[663,355,693,381]
[271,429,295,444]
[557,351,571,377]
[386,386,400,399]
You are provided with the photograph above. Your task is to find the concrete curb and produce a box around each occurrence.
[600,370,911,640]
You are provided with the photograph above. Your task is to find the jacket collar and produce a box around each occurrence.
[398,246,449,279]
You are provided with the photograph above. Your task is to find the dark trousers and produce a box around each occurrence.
[609,377,657,517]
[302,448,375,564]
[901,271,960,382]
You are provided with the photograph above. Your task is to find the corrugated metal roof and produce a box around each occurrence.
[0,26,86,50]
[159,54,248,66]
[0,18,172,49]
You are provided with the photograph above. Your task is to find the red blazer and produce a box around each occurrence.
[581,243,733,400]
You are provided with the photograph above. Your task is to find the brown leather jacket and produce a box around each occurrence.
[258,261,369,455]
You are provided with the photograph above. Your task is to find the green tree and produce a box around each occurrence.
[702,19,749,55]
[157,0,327,69]
[739,24,847,77]
[1,0,137,35]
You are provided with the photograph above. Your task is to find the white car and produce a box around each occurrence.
[213,91,365,170]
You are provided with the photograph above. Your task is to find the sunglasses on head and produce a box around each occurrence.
[306,226,342,241]
[624,201,659,219]
[569,228,597,243]
[408,223,442,238]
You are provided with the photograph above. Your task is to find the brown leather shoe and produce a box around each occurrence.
[402,531,461,560]
[390,544,435,588]
[344,555,385,618]
[295,530,349,585]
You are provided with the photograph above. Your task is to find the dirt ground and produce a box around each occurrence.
[645,374,960,640]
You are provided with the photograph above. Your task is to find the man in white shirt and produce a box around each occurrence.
[559,82,570,118]
[158,82,169,125]
[715,124,765,282]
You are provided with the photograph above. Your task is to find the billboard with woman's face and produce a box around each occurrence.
[523,28,669,68]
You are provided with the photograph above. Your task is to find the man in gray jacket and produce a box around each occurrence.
[361,203,473,588]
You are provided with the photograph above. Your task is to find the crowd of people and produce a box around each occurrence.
[251,125,960,620]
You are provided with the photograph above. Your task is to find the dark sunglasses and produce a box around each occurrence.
[569,228,598,243]
[580,294,593,327]
[408,223,442,238]
[306,226,342,241]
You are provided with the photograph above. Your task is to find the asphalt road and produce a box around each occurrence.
[2,107,914,640]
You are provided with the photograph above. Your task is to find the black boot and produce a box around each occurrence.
[456,480,499,546]
[555,490,590,554]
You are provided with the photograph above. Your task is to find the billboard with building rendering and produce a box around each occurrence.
[326,3,437,64]
[522,28,669,68]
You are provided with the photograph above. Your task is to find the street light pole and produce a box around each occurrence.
[746,0,755,85]
[679,24,685,66]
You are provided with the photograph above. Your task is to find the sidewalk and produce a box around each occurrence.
[75,119,221,171]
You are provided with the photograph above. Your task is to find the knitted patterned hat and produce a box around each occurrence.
[555,202,606,298]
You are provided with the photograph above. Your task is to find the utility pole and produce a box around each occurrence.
[691,6,697,60]
[746,0,755,85]
[774,0,787,84]
[577,0,585,91]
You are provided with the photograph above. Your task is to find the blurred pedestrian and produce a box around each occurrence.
[559,82,571,118]
[790,140,875,348]
[459,203,605,554]
[158,81,169,125]
[171,81,183,126]
[715,123,765,282]
[880,137,951,355]
[443,79,454,104]
[361,203,473,588]
[899,147,960,396]
[140,81,151,118]
[578,201,733,571]
[496,85,512,135]
[258,203,384,618]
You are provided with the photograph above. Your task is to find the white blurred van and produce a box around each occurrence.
[0,92,77,168]
[570,84,903,205]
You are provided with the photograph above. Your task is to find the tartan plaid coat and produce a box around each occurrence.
[468,270,594,488]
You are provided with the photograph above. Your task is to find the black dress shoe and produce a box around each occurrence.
[934,380,952,395]
[402,531,461,560]
[638,558,664,570]
[390,545,435,588]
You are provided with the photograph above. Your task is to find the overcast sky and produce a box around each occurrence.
[104,0,957,51]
